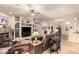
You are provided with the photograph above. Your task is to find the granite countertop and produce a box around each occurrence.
[29,40,42,46]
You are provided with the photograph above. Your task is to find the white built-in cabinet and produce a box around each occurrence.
[14,16,33,39]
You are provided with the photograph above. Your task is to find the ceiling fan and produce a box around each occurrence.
[29,10,40,16]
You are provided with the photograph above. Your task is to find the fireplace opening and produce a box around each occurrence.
[21,27,31,37]
[0,33,10,48]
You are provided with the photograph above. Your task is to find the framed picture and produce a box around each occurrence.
[42,26,47,30]
[0,16,7,25]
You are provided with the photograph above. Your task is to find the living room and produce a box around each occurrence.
[0,4,79,54]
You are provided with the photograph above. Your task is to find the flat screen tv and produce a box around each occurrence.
[0,16,7,25]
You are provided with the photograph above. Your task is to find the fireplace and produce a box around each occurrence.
[0,33,10,48]
[0,33,9,40]
[21,27,31,37]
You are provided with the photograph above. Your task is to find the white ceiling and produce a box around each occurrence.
[0,4,79,18]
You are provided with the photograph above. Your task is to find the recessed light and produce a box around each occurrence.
[31,13,35,16]
[65,22,70,25]
[9,11,12,15]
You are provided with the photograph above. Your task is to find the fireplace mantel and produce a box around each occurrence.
[0,27,11,34]
[0,27,12,48]
[0,27,12,40]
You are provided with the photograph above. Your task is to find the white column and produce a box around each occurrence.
[19,17,22,38]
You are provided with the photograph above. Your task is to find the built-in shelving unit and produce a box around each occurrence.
[14,16,20,38]
[14,16,33,39]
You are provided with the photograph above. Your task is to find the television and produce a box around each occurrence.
[0,16,7,25]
